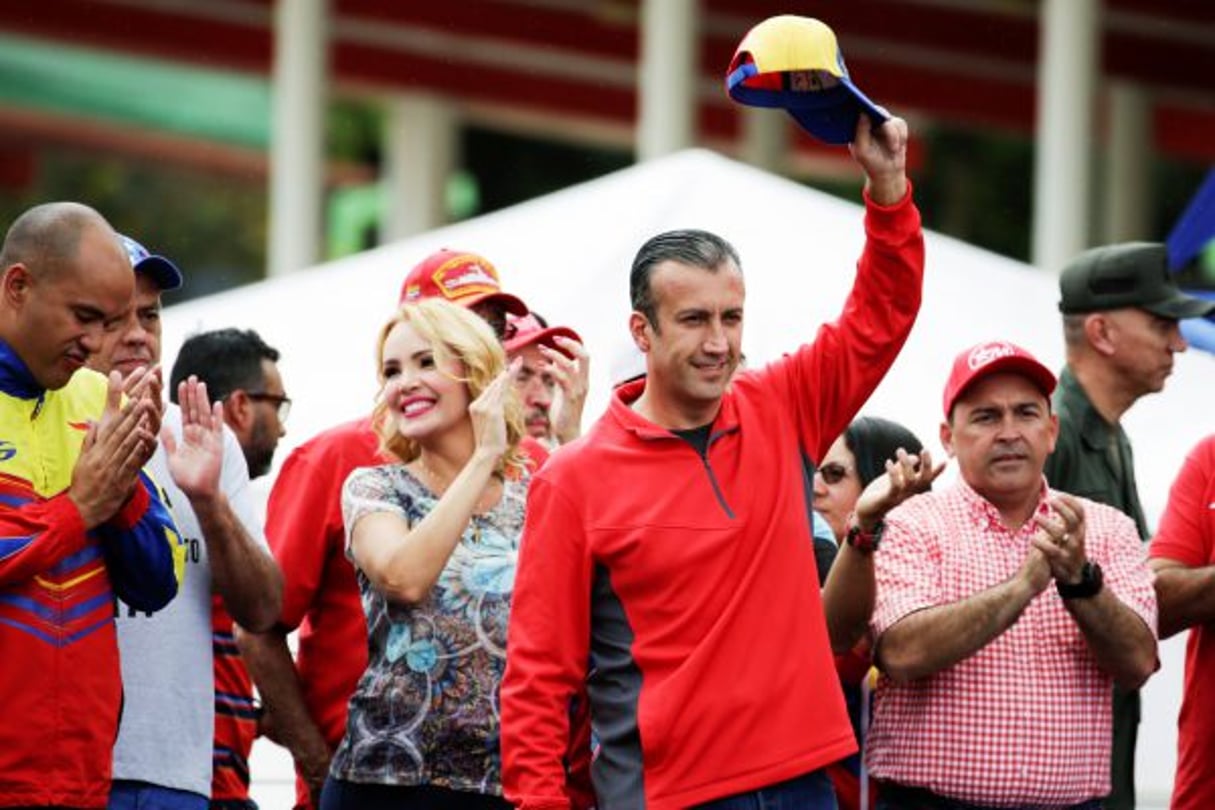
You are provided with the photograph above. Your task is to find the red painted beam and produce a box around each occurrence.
[1107,0,1215,25]
[0,0,1212,163]
[336,0,637,59]
[0,0,271,74]
[1155,106,1215,164]
[1105,30,1215,95]
[332,41,636,123]
[704,0,1037,65]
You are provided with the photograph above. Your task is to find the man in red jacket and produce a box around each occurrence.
[501,113,923,810]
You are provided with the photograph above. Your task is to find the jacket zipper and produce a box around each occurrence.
[697,429,737,519]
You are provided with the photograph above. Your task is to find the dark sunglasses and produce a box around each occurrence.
[817,462,851,485]
[245,392,292,422]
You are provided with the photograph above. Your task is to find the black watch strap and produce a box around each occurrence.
[1057,561,1104,600]
[845,519,885,554]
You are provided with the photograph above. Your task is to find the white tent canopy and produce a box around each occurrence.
[164,149,1213,804]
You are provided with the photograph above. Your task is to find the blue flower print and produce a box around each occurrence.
[385,622,439,673]
[461,525,517,596]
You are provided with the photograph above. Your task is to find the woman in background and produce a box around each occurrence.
[815,416,941,810]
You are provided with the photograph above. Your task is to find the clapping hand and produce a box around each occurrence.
[69,369,159,528]
[1031,494,1089,586]
[853,447,944,531]
[543,336,590,445]
[122,363,164,440]
[162,376,223,502]
[469,358,522,462]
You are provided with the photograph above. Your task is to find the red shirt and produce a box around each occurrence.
[212,596,258,800]
[869,480,1157,806]
[1149,434,1215,810]
[501,188,925,810]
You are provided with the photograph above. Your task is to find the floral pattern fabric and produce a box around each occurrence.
[333,463,527,794]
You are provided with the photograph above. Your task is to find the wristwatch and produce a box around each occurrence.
[845,519,885,554]
[1057,561,1104,600]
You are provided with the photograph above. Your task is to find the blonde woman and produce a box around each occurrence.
[321,298,526,810]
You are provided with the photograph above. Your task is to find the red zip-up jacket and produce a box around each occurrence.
[0,350,182,808]
[501,188,924,810]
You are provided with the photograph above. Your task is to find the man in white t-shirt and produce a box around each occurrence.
[90,236,283,810]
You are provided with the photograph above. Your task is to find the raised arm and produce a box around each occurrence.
[165,378,282,631]
[770,116,925,464]
[545,335,590,446]
[822,448,943,652]
[348,365,513,604]
[852,112,908,206]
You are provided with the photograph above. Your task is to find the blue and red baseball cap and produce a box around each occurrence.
[119,234,183,291]
[726,15,889,145]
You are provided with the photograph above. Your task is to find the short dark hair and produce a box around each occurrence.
[169,328,280,404]
[842,416,926,489]
[629,229,741,328]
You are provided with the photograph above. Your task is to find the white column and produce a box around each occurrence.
[268,0,328,277]
[382,93,457,242]
[636,0,697,161]
[1031,0,1098,273]
[1103,81,1150,243]
[741,107,787,174]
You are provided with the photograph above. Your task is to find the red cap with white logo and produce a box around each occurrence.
[942,340,1057,418]
[503,313,581,358]
[398,248,528,315]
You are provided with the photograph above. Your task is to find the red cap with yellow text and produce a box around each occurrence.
[398,248,528,315]
[942,340,1057,418]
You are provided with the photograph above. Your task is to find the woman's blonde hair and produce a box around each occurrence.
[371,298,527,476]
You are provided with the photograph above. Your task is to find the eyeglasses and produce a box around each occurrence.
[817,462,852,485]
[245,392,292,422]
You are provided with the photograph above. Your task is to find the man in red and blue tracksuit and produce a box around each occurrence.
[501,115,923,809]
[0,203,182,808]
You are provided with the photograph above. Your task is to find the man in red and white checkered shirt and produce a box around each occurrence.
[866,340,1158,810]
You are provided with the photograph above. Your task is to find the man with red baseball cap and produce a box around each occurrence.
[864,340,1158,809]
[398,248,527,341]
[504,312,589,447]
[236,248,539,810]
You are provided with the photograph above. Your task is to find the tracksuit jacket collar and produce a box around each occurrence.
[0,339,45,400]
[608,377,741,441]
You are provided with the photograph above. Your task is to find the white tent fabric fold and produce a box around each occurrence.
[164,149,1210,804]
